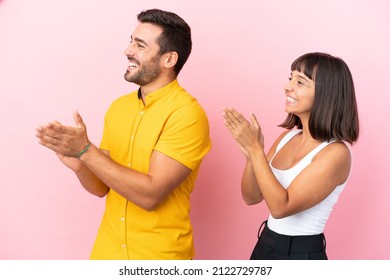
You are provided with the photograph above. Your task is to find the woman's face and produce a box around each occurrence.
[283,70,315,118]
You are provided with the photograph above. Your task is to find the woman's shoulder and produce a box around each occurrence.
[314,141,352,171]
[312,141,352,185]
[319,140,351,158]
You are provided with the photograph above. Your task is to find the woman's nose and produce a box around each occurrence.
[284,81,293,92]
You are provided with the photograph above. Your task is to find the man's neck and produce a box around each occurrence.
[139,76,176,102]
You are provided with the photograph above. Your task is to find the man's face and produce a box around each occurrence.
[124,23,163,86]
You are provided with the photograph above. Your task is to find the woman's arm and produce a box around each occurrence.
[223,107,351,218]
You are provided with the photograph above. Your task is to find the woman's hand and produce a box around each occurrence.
[222,107,264,156]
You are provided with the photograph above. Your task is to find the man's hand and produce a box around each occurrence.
[55,153,83,173]
[36,111,91,160]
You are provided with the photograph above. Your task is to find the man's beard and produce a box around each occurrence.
[124,56,162,86]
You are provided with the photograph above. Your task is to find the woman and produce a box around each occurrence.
[223,52,359,260]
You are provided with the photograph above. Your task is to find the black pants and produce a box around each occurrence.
[250,221,328,260]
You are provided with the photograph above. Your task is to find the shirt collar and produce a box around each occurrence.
[137,80,180,106]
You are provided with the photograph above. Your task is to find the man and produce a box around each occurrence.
[36,9,211,260]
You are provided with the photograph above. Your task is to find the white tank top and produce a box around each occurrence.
[267,129,347,235]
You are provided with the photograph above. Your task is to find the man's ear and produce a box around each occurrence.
[163,51,178,69]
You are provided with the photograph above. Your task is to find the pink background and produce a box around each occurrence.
[1,0,389,260]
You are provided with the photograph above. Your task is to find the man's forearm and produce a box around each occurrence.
[78,144,158,210]
[75,164,110,197]
[78,144,191,211]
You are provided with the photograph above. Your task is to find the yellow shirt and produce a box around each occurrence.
[90,80,211,259]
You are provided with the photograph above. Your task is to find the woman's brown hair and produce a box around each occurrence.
[279,52,359,144]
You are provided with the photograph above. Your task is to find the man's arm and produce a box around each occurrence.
[36,111,191,210]
[70,150,110,198]
[79,145,191,210]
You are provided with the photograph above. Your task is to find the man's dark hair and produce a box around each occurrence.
[137,9,192,76]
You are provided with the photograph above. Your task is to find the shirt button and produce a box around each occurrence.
[120,217,125,222]
[127,163,131,167]
[130,136,134,141]
[139,111,144,115]
[121,244,126,248]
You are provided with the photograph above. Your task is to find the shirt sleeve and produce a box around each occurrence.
[154,103,211,170]
[99,112,110,151]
